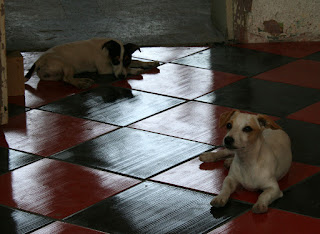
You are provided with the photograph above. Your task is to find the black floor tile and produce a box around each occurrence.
[65,182,250,234]
[271,172,320,218]
[304,51,320,61]
[196,78,320,117]
[276,118,320,166]
[173,46,296,76]
[0,148,41,175]
[40,86,183,126]
[0,205,52,234]
[52,128,212,179]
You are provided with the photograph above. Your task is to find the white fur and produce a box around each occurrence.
[199,111,292,213]
[26,38,159,89]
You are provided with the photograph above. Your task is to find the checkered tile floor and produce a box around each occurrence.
[1,42,320,233]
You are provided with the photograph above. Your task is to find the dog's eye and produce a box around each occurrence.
[243,126,253,132]
[226,123,232,129]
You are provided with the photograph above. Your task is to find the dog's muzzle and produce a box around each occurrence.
[117,74,126,80]
[224,136,237,150]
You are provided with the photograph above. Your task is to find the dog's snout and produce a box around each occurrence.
[224,136,234,146]
[117,74,126,80]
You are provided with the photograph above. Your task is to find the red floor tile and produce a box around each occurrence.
[287,102,320,125]
[152,157,320,204]
[31,221,104,234]
[0,109,117,156]
[130,102,278,145]
[0,159,140,219]
[113,63,245,99]
[209,209,320,234]
[9,77,97,108]
[131,102,231,145]
[8,52,97,108]
[254,60,320,89]
[134,47,208,62]
[234,42,320,58]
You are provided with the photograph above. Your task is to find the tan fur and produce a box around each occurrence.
[25,38,160,89]
[219,110,237,128]
[199,111,292,213]
[257,114,282,130]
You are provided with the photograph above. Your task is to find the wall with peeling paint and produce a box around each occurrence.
[239,0,320,42]
[0,0,8,125]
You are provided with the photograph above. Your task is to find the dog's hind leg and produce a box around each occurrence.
[62,65,94,89]
[199,149,234,162]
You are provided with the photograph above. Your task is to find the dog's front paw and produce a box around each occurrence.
[75,78,95,89]
[130,68,145,75]
[210,195,228,207]
[199,152,217,162]
[252,202,268,213]
[152,61,160,67]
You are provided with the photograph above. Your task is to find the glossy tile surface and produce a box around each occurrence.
[134,46,208,62]
[209,209,320,234]
[31,221,105,234]
[40,86,183,126]
[234,42,320,58]
[254,60,320,89]
[197,78,320,117]
[152,158,320,204]
[305,51,320,61]
[9,52,97,108]
[277,118,320,166]
[113,63,246,99]
[0,147,41,174]
[131,102,232,145]
[0,159,140,219]
[271,173,320,218]
[53,128,212,179]
[287,102,320,125]
[1,43,319,233]
[0,110,117,156]
[173,46,296,76]
[0,205,52,234]
[66,182,250,233]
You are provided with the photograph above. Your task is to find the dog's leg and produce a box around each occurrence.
[127,68,145,76]
[252,182,283,213]
[211,176,238,207]
[62,65,94,89]
[130,60,160,69]
[199,149,234,162]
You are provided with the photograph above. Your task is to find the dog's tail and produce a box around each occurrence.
[25,63,36,81]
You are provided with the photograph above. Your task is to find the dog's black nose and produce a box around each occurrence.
[224,136,234,146]
[117,74,126,80]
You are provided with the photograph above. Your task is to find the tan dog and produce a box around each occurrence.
[199,110,292,213]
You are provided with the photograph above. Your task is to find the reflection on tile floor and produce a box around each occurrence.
[1,43,320,233]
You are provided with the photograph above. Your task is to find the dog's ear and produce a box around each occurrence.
[124,43,141,55]
[101,40,120,51]
[219,110,237,128]
[257,114,282,130]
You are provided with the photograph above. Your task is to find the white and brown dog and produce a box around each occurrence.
[200,110,292,213]
[25,38,160,89]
